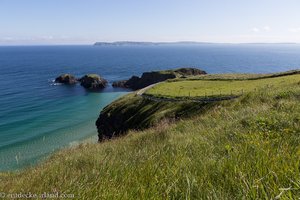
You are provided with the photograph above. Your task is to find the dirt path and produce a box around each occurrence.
[136,83,158,96]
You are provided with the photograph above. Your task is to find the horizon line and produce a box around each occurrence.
[0,41,299,47]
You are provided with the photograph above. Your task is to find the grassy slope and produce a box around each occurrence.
[146,73,300,98]
[1,74,300,199]
[97,93,214,139]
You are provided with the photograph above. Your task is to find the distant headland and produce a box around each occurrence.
[94,41,298,46]
[94,41,214,46]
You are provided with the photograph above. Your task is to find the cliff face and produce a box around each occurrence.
[112,73,175,90]
[112,67,206,90]
[173,68,207,76]
[95,93,209,141]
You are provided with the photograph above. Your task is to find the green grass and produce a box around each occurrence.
[1,72,300,199]
[146,74,300,98]
[86,74,101,79]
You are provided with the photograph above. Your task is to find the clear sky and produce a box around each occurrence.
[1,0,300,45]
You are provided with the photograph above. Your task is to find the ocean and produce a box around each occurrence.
[1,44,300,171]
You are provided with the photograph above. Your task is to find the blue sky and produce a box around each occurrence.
[0,0,300,45]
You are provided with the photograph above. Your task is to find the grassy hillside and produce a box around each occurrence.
[1,72,300,199]
[96,93,214,140]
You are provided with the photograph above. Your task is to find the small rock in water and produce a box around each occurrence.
[79,74,108,90]
[55,74,77,84]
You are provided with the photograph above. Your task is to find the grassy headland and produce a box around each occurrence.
[1,71,300,199]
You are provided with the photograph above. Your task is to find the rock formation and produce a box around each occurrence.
[173,68,207,76]
[55,74,77,84]
[79,74,108,90]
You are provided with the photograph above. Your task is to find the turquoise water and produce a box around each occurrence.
[1,44,300,171]
[0,92,126,171]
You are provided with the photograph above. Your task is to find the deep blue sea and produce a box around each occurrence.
[1,44,300,171]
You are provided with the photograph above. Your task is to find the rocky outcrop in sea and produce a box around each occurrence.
[55,74,77,84]
[79,74,108,90]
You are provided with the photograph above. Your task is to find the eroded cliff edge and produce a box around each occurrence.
[95,93,211,141]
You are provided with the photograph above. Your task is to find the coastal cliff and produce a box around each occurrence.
[112,67,207,90]
[96,70,300,142]
[96,93,209,141]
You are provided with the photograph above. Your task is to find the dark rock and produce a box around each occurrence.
[173,67,207,76]
[123,76,140,89]
[112,67,207,90]
[79,74,108,90]
[138,72,176,89]
[55,74,77,84]
[112,72,176,90]
[112,80,128,88]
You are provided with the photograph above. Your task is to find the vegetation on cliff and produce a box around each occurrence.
[96,93,211,141]
[1,71,300,199]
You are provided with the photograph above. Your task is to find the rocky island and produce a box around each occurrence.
[55,74,77,84]
[55,73,108,90]
[79,74,108,90]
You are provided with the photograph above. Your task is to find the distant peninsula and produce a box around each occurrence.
[93,41,213,46]
[94,41,298,46]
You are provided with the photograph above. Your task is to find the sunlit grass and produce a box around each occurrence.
[146,74,300,98]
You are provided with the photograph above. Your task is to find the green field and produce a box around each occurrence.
[146,74,300,99]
